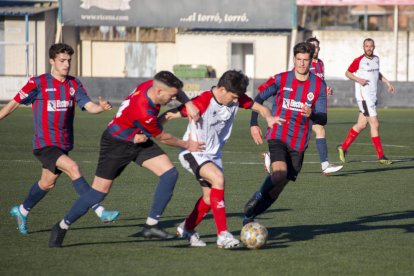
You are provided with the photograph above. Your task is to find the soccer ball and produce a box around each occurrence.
[240,222,268,249]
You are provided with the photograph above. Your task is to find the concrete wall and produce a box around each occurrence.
[156,32,289,79]
[1,76,411,108]
[79,33,289,79]
[313,30,413,82]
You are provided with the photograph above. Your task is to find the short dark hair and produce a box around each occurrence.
[293,42,315,59]
[306,37,320,46]
[49,43,74,59]
[217,70,249,97]
[363,38,375,45]
[154,71,183,90]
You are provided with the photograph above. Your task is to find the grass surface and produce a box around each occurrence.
[0,107,413,275]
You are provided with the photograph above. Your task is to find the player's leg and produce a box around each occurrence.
[56,154,120,222]
[199,162,240,248]
[139,153,178,239]
[366,116,392,164]
[177,186,209,247]
[244,141,304,224]
[49,176,112,247]
[175,152,211,246]
[338,111,367,163]
[11,168,59,235]
[313,124,343,174]
[49,130,129,247]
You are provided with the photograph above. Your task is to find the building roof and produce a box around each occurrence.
[0,5,57,16]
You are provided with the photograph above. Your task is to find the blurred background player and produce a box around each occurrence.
[243,42,327,225]
[48,71,204,247]
[0,43,119,235]
[160,70,282,248]
[337,38,395,165]
[306,37,342,175]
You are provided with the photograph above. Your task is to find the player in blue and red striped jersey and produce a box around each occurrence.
[337,38,394,165]
[48,71,204,247]
[306,37,342,175]
[0,43,119,235]
[243,42,328,225]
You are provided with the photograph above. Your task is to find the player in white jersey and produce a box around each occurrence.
[159,70,284,248]
[337,38,395,165]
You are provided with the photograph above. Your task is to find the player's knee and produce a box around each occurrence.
[210,176,225,189]
[270,171,287,185]
[68,162,82,179]
[38,180,56,191]
[161,167,179,183]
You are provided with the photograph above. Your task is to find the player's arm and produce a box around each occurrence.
[250,77,278,145]
[83,96,112,114]
[345,70,369,86]
[176,90,200,121]
[154,131,204,152]
[0,99,20,120]
[379,73,395,93]
[251,102,285,129]
[157,108,182,126]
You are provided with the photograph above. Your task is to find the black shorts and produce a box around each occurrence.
[268,139,305,181]
[33,146,68,174]
[96,130,165,180]
[182,153,213,188]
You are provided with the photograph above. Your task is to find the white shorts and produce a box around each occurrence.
[357,98,377,117]
[178,151,222,183]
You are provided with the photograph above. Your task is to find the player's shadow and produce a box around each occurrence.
[258,210,414,250]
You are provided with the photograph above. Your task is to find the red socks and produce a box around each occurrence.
[371,136,384,158]
[210,188,227,234]
[185,197,211,231]
[342,128,359,151]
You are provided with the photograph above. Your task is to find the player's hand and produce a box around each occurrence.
[133,134,148,144]
[250,126,263,145]
[185,101,200,122]
[301,105,312,117]
[186,137,205,152]
[327,86,333,96]
[387,83,395,94]
[265,116,286,128]
[165,111,181,120]
[358,78,369,86]
[99,96,112,111]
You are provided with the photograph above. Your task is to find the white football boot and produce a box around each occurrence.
[217,231,240,249]
[176,220,206,247]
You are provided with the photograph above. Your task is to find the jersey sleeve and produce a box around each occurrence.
[239,94,254,109]
[314,80,327,114]
[73,78,91,110]
[257,75,279,101]
[347,55,363,73]
[13,77,39,105]
[179,91,212,117]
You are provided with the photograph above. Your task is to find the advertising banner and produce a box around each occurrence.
[62,0,294,29]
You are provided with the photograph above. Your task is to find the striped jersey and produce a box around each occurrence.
[179,90,253,156]
[310,59,325,79]
[347,54,380,101]
[257,70,327,152]
[107,80,163,141]
[13,73,91,151]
